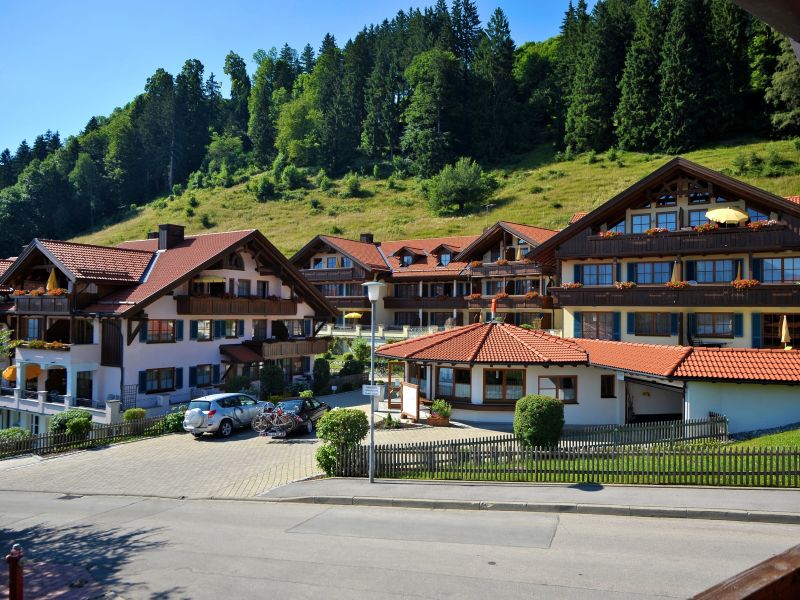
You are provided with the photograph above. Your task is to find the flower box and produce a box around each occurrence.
[730,279,759,289]
[495,259,509,266]
[693,223,719,234]
[524,291,539,299]
[747,219,779,231]
[493,292,510,299]
[645,227,670,236]
[427,414,450,427]
[614,281,637,290]
[469,260,483,268]
[465,293,481,300]
[599,230,622,239]
[561,282,583,289]
[665,280,690,289]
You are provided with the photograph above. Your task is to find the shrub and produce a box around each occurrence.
[271,152,287,182]
[0,427,32,442]
[425,157,497,216]
[342,172,361,197]
[255,175,275,202]
[387,173,398,190]
[339,356,364,376]
[606,148,619,162]
[224,375,252,393]
[200,213,214,228]
[188,194,199,208]
[330,225,344,235]
[185,207,195,218]
[260,364,285,401]
[586,151,598,164]
[312,357,331,395]
[162,408,186,433]
[281,164,305,189]
[287,381,309,396]
[309,198,323,214]
[299,390,314,399]
[172,183,185,196]
[315,444,338,476]
[66,417,93,437]
[124,408,147,422]
[316,408,369,447]
[430,399,452,418]
[350,337,370,365]
[49,409,92,434]
[514,394,564,448]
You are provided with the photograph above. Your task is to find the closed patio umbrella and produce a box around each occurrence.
[46,268,59,293]
[515,246,523,261]
[781,315,792,350]
[705,207,748,225]
[671,261,681,283]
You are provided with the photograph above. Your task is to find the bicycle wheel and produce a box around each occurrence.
[252,414,269,433]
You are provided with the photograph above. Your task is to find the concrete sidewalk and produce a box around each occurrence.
[261,478,800,524]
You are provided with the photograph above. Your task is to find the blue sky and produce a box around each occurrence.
[0,1,595,152]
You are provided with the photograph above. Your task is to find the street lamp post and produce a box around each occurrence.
[362,280,385,483]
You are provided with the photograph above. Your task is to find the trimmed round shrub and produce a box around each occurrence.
[49,409,92,434]
[0,427,32,443]
[316,409,369,448]
[315,444,338,476]
[299,390,314,399]
[312,357,331,395]
[66,417,92,437]
[224,375,252,393]
[123,408,147,422]
[513,394,564,448]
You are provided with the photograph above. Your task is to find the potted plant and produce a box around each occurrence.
[469,260,483,268]
[614,281,637,290]
[644,227,669,236]
[524,290,539,299]
[693,222,719,234]
[496,258,509,266]
[428,399,452,427]
[665,280,690,289]
[730,279,759,289]
[598,230,622,239]
[747,219,779,230]
[561,282,583,289]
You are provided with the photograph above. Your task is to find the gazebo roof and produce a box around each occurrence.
[376,322,587,365]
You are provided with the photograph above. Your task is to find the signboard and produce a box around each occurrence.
[401,382,420,422]
[362,384,384,397]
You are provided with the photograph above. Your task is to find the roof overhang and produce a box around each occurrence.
[289,234,389,273]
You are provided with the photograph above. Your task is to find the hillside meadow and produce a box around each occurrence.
[75,138,800,256]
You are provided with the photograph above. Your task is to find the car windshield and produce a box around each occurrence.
[276,400,303,414]
[188,401,211,411]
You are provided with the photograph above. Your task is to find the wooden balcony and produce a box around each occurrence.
[469,262,543,278]
[466,295,554,310]
[551,284,800,307]
[384,296,467,310]
[256,338,329,359]
[175,296,298,316]
[556,224,799,259]
[300,266,368,282]
[14,295,71,315]
[330,296,371,309]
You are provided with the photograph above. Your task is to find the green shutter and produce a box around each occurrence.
[175,320,184,341]
[733,313,744,337]
[612,312,621,341]
[670,313,680,336]
[237,320,245,337]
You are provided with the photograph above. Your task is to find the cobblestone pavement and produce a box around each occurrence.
[0,392,506,499]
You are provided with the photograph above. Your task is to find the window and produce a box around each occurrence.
[147,320,175,343]
[225,320,238,338]
[695,313,733,337]
[512,279,536,295]
[427,312,451,327]
[656,212,677,231]
[73,319,94,344]
[484,369,525,403]
[77,371,93,401]
[401,254,413,267]
[237,279,251,297]
[326,257,337,269]
[146,368,175,393]
[436,367,471,402]
[631,214,651,234]
[484,279,505,295]
[394,283,417,298]
[394,312,419,327]
[763,257,800,283]
[256,281,269,298]
[601,374,616,398]
[747,207,768,222]
[608,219,625,234]
[634,262,671,285]
[253,319,268,340]
[656,194,676,207]
[696,260,734,283]
[539,376,577,404]
[275,319,309,338]
[341,256,352,267]
[196,319,212,341]
[196,364,212,387]
[23,317,42,341]
[581,264,613,286]
[408,363,428,398]
[439,252,451,266]
[580,312,614,340]
[490,250,501,263]
[225,253,244,269]
[762,314,800,349]
[688,192,710,204]
[688,210,709,228]
[312,258,323,269]
[635,313,671,337]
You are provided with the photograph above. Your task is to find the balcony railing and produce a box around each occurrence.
[300,266,368,282]
[551,284,800,307]
[13,295,71,315]
[469,262,543,277]
[176,296,298,316]
[466,295,554,310]
[329,296,371,309]
[253,338,329,360]
[384,296,467,310]
[556,224,799,259]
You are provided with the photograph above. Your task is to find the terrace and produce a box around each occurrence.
[175,295,298,316]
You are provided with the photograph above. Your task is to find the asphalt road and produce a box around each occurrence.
[1,490,798,599]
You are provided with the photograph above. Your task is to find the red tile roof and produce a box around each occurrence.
[38,240,154,282]
[82,230,255,314]
[379,235,477,279]
[569,212,588,224]
[377,322,587,364]
[575,338,693,377]
[675,347,800,383]
[785,196,800,205]
[500,222,559,245]
[318,235,389,271]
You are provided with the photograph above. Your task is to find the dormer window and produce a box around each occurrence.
[326,257,337,269]
[439,252,451,266]
[312,258,323,269]
[341,256,352,268]
[401,254,413,267]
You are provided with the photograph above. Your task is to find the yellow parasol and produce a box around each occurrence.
[515,246,523,261]
[343,312,363,320]
[46,268,59,293]
[781,315,792,350]
[2,364,42,381]
[705,207,748,225]
[671,261,681,283]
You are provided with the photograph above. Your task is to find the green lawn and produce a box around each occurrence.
[732,428,800,449]
[74,137,800,256]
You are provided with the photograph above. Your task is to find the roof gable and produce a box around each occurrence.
[454,221,557,262]
[289,235,389,272]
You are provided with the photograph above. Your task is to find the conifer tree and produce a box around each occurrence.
[174,59,211,183]
[765,37,800,135]
[300,44,316,74]
[615,0,661,150]
[248,55,275,165]
[451,0,481,68]
[13,140,32,177]
[223,51,251,138]
[0,149,13,189]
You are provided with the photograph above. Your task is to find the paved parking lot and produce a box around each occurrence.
[0,392,506,499]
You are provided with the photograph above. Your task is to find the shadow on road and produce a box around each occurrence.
[0,519,185,598]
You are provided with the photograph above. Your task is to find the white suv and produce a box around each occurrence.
[183,393,272,438]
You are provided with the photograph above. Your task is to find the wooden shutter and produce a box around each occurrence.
[175,367,183,389]
[138,370,147,394]
[189,320,198,340]
[733,313,744,337]
[237,320,245,337]
[212,364,221,384]
[573,312,582,338]
[752,314,762,348]
[670,313,680,336]
[627,312,635,335]
[139,322,148,343]
[752,258,763,281]
[612,312,621,341]
[175,320,184,341]
[189,366,197,387]
[573,265,582,284]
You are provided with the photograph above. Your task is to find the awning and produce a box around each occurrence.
[220,344,264,363]
[192,275,226,283]
[2,364,42,381]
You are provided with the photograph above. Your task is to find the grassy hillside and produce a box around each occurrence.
[74,138,800,256]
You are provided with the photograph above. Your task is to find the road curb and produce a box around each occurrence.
[262,494,800,524]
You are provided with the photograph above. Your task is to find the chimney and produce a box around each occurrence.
[158,224,185,250]
[360,233,374,244]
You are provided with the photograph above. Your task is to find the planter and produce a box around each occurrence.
[427,414,450,427]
